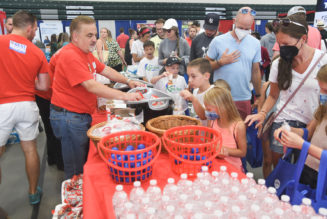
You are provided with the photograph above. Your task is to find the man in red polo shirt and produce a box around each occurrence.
[116,27,129,57]
[50,16,141,180]
[0,10,49,205]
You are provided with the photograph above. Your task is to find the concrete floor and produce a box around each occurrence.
[0,131,64,219]
[0,128,264,219]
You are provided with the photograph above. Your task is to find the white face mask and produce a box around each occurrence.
[235,28,251,41]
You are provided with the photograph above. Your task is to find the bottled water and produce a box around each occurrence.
[267,187,278,201]
[203,201,214,215]
[261,197,274,212]
[246,187,258,201]
[177,173,190,193]
[234,195,247,210]
[112,185,128,217]
[183,203,194,218]
[161,195,171,210]
[163,178,177,198]
[229,205,241,218]
[279,195,292,211]
[166,205,175,218]
[120,202,136,219]
[221,178,230,191]
[272,208,284,219]
[219,196,229,213]
[247,204,261,219]
[230,172,240,186]
[193,189,203,202]
[256,178,268,199]
[201,166,212,182]
[301,198,316,216]
[147,179,162,204]
[319,208,327,218]
[129,181,145,204]
[219,165,229,180]
[229,186,240,199]
[213,210,224,219]
[211,171,220,186]
[144,207,156,219]
[246,172,256,186]
[193,172,204,190]
[291,205,303,218]
[211,188,221,202]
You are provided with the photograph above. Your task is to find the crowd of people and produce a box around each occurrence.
[1,5,327,210]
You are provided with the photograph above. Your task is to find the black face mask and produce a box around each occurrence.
[280,45,299,62]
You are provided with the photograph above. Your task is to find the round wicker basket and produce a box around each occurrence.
[146,115,201,137]
[87,121,145,149]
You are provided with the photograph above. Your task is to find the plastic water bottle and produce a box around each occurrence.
[112,185,128,218]
[256,178,268,199]
[221,178,230,191]
[240,178,249,191]
[301,198,316,217]
[183,203,195,218]
[219,165,229,180]
[247,204,261,219]
[201,166,212,182]
[211,171,220,186]
[319,208,327,218]
[229,205,241,218]
[129,181,145,204]
[267,187,278,201]
[178,193,188,208]
[193,172,204,190]
[246,187,258,201]
[166,205,176,218]
[261,197,274,212]
[213,210,224,219]
[147,179,162,204]
[291,205,302,217]
[163,178,177,198]
[112,185,128,208]
[177,173,190,193]
[144,207,156,219]
[229,186,240,199]
[234,195,247,210]
[203,201,214,215]
[211,188,221,202]
[219,196,229,213]
[279,195,292,211]
[230,172,240,186]
[139,197,152,216]
[246,172,256,186]
[193,189,203,202]
[161,195,171,210]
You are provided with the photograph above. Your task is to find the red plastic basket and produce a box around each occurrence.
[162,125,222,177]
[98,130,161,184]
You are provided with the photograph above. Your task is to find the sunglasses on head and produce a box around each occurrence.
[275,19,308,34]
[239,8,256,16]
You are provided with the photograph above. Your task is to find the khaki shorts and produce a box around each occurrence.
[0,101,39,146]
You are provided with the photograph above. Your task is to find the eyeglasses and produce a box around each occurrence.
[275,19,308,34]
[164,29,173,33]
[239,8,256,16]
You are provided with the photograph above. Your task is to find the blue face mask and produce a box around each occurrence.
[320,93,327,105]
[205,110,220,120]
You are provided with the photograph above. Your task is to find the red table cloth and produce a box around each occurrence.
[83,112,246,219]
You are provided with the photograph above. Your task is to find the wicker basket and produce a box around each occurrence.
[146,115,201,153]
[87,121,145,149]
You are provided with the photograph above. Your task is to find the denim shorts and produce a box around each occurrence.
[270,120,306,154]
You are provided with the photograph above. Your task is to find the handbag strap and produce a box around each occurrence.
[316,150,327,201]
[271,53,325,123]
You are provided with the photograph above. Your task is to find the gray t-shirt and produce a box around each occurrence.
[158,38,190,75]
[190,32,215,61]
[260,32,276,60]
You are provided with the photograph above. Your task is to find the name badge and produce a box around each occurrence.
[9,40,27,54]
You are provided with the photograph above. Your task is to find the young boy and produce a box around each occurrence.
[151,56,187,114]
[180,58,214,126]
[137,41,161,82]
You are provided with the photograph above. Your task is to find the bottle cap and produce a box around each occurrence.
[264,197,273,204]
[213,188,220,194]
[162,195,170,202]
[261,215,271,219]
[231,186,239,193]
[174,215,183,219]
[203,180,210,186]
[201,166,208,172]
[133,181,141,187]
[136,189,144,196]
[167,205,175,212]
[185,203,193,210]
[197,172,204,178]
[212,171,219,177]
[195,189,202,196]
[241,178,249,185]
[116,185,123,191]
[180,194,188,201]
[249,188,257,194]
[274,208,284,216]
[205,201,213,208]
[258,178,266,185]
[231,172,238,178]
[214,210,223,217]
[222,179,229,185]
[251,204,260,212]
[292,205,301,212]
[126,214,136,219]
[150,179,157,186]
[246,172,254,179]
[302,197,311,205]
[232,206,240,213]
[147,207,155,214]
[193,213,204,219]
[180,173,188,179]
[220,165,227,171]
[281,195,290,202]
[239,195,247,201]
[319,208,327,216]
[167,178,175,184]
[268,187,276,194]
[220,196,229,203]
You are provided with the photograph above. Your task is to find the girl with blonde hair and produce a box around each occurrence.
[204,86,247,171]
[274,64,327,188]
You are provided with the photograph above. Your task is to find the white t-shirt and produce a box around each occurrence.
[193,85,214,126]
[131,40,144,65]
[154,75,188,113]
[137,57,161,82]
[269,49,327,124]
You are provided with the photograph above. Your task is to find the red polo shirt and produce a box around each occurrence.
[117,33,129,49]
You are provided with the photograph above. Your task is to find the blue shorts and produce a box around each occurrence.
[270,120,306,154]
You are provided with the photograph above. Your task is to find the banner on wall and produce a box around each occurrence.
[315,0,327,27]
[39,21,63,44]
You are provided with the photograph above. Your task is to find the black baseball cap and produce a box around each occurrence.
[204,13,220,31]
[165,56,181,66]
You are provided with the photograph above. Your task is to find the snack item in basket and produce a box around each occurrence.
[92,118,141,137]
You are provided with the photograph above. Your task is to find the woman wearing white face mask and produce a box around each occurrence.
[245,14,327,167]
